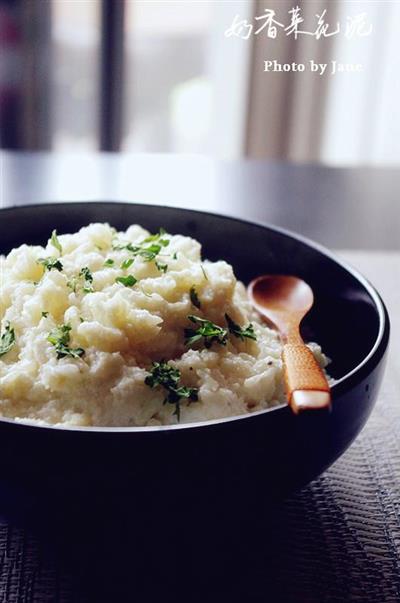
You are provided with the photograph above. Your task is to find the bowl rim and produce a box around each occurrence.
[0,201,390,434]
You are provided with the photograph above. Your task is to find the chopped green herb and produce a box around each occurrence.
[67,277,78,293]
[155,261,168,273]
[80,267,93,282]
[120,258,134,270]
[139,243,168,262]
[225,314,257,342]
[104,258,114,267]
[113,230,170,263]
[41,311,49,318]
[189,286,201,309]
[144,360,198,421]
[142,228,167,243]
[38,257,63,272]
[47,324,85,359]
[79,267,94,293]
[185,315,227,349]
[51,230,62,255]
[0,323,15,357]
[116,275,137,287]
[200,265,208,280]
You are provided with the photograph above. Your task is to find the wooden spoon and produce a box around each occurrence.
[248,275,331,414]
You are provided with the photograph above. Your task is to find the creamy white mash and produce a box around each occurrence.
[0,223,327,427]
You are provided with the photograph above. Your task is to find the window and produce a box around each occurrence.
[51,0,100,151]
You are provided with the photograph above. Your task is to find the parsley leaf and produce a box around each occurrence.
[138,243,167,262]
[116,275,137,287]
[38,257,63,272]
[104,258,114,267]
[48,324,85,359]
[184,315,227,349]
[121,258,134,270]
[41,311,49,318]
[0,323,15,357]
[225,314,257,341]
[80,267,93,283]
[79,267,94,293]
[51,230,62,255]
[155,261,168,273]
[113,229,170,263]
[189,286,201,309]
[145,360,198,421]
[142,228,167,243]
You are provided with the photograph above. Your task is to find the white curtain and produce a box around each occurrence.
[246,0,400,166]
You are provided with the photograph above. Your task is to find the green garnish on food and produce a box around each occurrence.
[200,265,208,281]
[142,227,166,243]
[41,311,49,318]
[184,315,227,348]
[37,257,63,272]
[185,314,256,348]
[67,267,93,294]
[104,258,114,267]
[79,267,94,293]
[116,275,137,287]
[120,258,134,270]
[66,277,78,293]
[47,324,85,359]
[155,261,168,273]
[113,229,170,263]
[189,286,201,309]
[0,323,15,357]
[138,241,169,262]
[144,360,198,421]
[225,314,257,341]
[51,230,62,255]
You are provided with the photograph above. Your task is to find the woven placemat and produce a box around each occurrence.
[0,252,398,603]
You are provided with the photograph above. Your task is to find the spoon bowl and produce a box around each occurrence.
[250,275,314,315]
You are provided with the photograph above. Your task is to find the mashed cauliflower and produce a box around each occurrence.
[0,223,328,427]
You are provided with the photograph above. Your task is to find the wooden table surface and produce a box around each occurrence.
[2,151,400,250]
[0,152,399,602]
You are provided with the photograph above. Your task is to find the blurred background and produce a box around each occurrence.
[0,0,399,165]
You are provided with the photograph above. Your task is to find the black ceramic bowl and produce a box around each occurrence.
[0,202,389,501]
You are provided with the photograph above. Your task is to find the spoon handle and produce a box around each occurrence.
[282,343,331,413]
